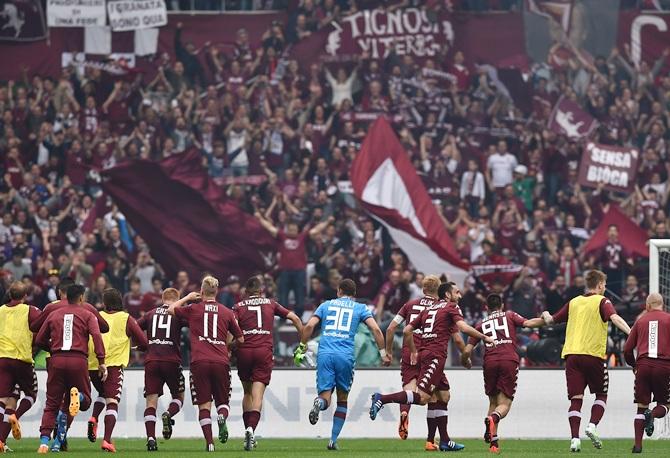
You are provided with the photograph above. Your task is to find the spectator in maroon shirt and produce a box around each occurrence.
[374,269,410,329]
[254,214,333,319]
[589,224,633,296]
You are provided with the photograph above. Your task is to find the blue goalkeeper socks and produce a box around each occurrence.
[40,435,50,446]
[331,402,347,443]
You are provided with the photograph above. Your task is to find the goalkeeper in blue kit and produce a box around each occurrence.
[294,279,389,450]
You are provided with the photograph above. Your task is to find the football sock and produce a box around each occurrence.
[80,392,91,411]
[40,435,50,446]
[426,403,437,442]
[168,399,182,417]
[491,411,502,424]
[652,405,669,418]
[16,396,35,419]
[103,403,118,443]
[634,407,646,449]
[434,402,449,442]
[589,394,607,425]
[317,397,328,411]
[198,409,213,445]
[144,407,157,439]
[92,397,106,420]
[491,435,499,448]
[248,410,261,432]
[380,391,420,405]
[242,411,250,429]
[400,403,411,415]
[568,398,583,439]
[0,410,10,443]
[331,402,347,443]
[216,404,229,419]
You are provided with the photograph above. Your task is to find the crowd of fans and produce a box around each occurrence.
[2,1,669,366]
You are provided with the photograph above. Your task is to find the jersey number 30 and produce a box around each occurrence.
[325,307,353,332]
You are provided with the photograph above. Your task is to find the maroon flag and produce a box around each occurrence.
[351,117,469,284]
[548,96,598,139]
[577,142,639,193]
[102,155,277,282]
[583,206,648,258]
[0,0,46,42]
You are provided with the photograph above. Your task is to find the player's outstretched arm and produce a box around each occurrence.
[286,311,304,335]
[456,320,494,344]
[364,317,390,365]
[609,313,631,335]
[523,317,546,328]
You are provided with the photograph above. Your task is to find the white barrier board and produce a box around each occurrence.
[17,369,643,438]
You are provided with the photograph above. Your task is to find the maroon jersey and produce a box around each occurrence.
[233,295,290,350]
[277,230,308,270]
[34,303,105,364]
[138,305,185,364]
[469,310,527,364]
[410,302,463,357]
[624,310,670,366]
[30,300,109,333]
[395,296,439,364]
[174,300,243,365]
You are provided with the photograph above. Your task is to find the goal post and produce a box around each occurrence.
[650,239,670,303]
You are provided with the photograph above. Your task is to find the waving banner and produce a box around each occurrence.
[548,97,598,139]
[351,117,469,285]
[578,142,639,193]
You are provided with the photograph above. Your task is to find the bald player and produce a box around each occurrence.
[624,293,670,454]
[542,269,631,452]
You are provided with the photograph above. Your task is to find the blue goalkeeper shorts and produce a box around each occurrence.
[316,353,355,394]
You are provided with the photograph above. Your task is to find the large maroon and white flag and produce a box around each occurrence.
[351,118,469,284]
[548,96,598,139]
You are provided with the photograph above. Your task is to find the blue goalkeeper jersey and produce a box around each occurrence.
[314,297,372,358]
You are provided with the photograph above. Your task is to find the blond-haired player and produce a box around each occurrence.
[542,269,631,452]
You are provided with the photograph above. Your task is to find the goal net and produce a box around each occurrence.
[649,239,670,440]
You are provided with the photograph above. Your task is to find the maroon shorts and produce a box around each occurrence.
[89,367,124,403]
[190,361,231,408]
[565,354,608,399]
[0,358,37,399]
[144,361,186,398]
[483,360,519,400]
[416,351,450,395]
[634,360,670,405]
[237,347,273,385]
[401,360,420,387]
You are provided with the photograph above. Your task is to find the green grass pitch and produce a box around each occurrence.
[4,438,670,456]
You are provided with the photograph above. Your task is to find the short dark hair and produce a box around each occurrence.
[57,278,75,297]
[66,284,86,303]
[8,281,26,301]
[245,276,263,295]
[102,288,123,312]
[338,278,356,297]
[438,282,453,300]
[586,270,607,290]
[487,294,503,310]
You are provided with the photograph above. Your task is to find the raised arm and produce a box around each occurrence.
[308,216,334,238]
[254,211,279,238]
[167,291,201,316]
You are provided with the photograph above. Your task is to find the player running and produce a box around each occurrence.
[384,277,467,449]
[461,294,546,454]
[370,286,492,452]
[138,288,196,452]
[294,278,388,451]
[86,288,148,452]
[34,284,108,454]
[623,293,670,454]
[168,276,244,452]
[541,269,631,452]
[0,282,41,453]
[234,276,303,451]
